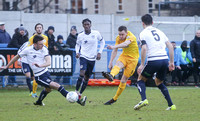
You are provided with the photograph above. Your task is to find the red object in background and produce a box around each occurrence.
[88,79,131,86]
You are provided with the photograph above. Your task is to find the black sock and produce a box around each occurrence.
[26,77,32,93]
[158,83,173,106]
[76,76,83,91]
[58,86,68,97]
[137,80,146,101]
[80,79,88,94]
[37,89,49,103]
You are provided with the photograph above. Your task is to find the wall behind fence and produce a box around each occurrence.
[0,11,200,42]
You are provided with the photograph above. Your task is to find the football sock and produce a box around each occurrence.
[80,79,88,94]
[110,66,120,77]
[26,77,32,92]
[58,86,68,97]
[137,80,146,101]
[37,89,49,103]
[76,76,83,91]
[113,82,126,101]
[32,79,38,94]
[158,83,173,106]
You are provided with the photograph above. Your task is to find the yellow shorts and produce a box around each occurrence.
[117,55,138,78]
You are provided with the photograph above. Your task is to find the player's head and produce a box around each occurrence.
[118,26,128,40]
[141,14,153,28]
[171,41,176,49]
[196,30,200,38]
[33,35,44,50]
[82,18,91,32]
[35,23,43,34]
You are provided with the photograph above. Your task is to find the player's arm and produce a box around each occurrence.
[0,55,20,70]
[166,40,174,71]
[75,35,81,58]
[34,55,51,68]
[108,48,118,70]
[97,37,105,60]
[107,40,131,49]
[137,40,147,74]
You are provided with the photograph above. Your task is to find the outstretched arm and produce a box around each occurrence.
[107,40,131,49]
[0,55,20,70]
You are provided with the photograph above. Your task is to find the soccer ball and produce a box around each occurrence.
[66,91,78,103]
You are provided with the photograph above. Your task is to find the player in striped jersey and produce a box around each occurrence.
[0,35,86,106]
[134,14,176,110]
[75,18,105,101]
[28,23,49,97]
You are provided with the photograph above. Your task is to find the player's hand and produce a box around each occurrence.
[176,66,181,70]
[193,58,196,63]
[107,45,114,49]
[0,66,7,71]
[33,63,40,67]
[168,62,175,71]
[137,65,144,75]
[108,63,113,70]
[76,53,80,58]
[96,53,101,60]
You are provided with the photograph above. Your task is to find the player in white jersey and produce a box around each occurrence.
[134,14,176,111]
[17,42,36,97]
[75,18,105,100]
[0,35,86,106]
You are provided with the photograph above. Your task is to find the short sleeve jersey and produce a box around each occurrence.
[17,42,29,63]
[28,34,48,47]
[139,26,168,61]
[76,30,104,61]
[115,31,139,59]
[18,45,49,76]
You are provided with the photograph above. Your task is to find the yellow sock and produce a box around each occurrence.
[32,79,38,94]
[110,65,120,77]
[113,82,126,101]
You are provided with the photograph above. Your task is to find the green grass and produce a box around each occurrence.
[0,86,200,121]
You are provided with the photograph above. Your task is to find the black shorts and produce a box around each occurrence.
[80,57,95,78]
[21,62,34,77]
[141,59,168,81]
[35,71,52,88]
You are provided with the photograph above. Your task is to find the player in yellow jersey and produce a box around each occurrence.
[28,23,48,97]
[102,26,139,105]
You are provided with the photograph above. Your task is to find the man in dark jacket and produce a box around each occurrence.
[190,30,200,87]
[66,26,78,48]
[45,26,56,54]
[7,26,29,48]
[0,22,11,43]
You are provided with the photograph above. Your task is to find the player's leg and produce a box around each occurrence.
[134,61,156,110]
[80,60,95,95]
[102,56,124,81]
[75,57,86,93]
[21,63,33,95]
[32,79,38,97]
[156,59,176,110]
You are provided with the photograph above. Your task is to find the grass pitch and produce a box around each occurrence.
[0,86,199,121]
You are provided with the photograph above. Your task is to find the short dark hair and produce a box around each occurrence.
[82,18,91,24]
[35,23,43,30]
[118,26,127,32]
[171,41,176,43]
[33,35,44,44]
[141,14,153,26]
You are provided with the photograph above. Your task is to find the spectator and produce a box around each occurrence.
[66,26,78,48]
[170,41,181,86]
[7,26,29,87]
[7,26,29,48]
[66,26,78,77]
[54,35,70,83]
[55,35,69,52]
[177,40,193,86]
[0,22,11,43]
[44,26,56,54]
[190,30,200,87]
